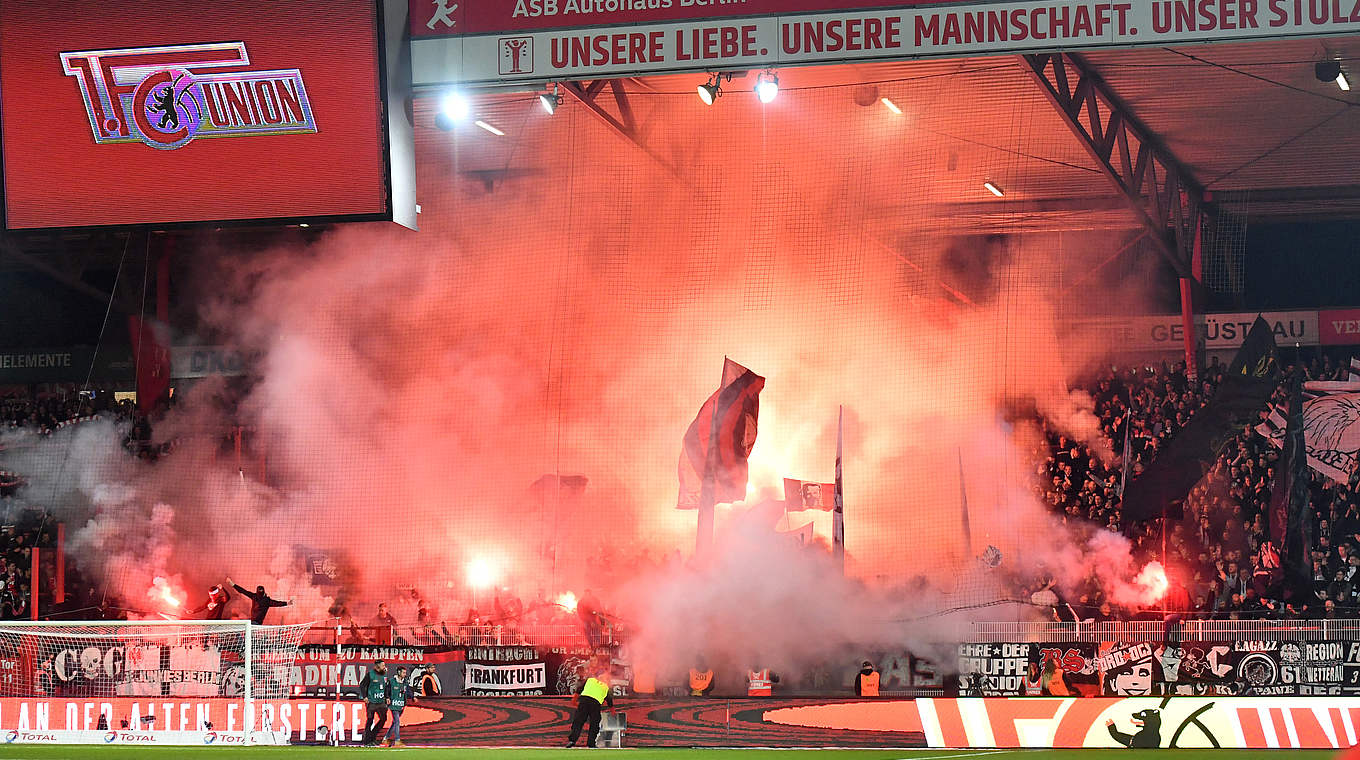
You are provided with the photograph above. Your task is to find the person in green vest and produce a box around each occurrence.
[381,666,415,748]
[565,665,614,748]
[359,659,390,746]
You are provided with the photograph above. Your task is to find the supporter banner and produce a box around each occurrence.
[1320,308,1360,345]
[1067,310,1318,354]
[957,640,1360,697]
[411,0,1360,85]
[170,347,248,379]
[765,696,1360,748]
[1,0,391,229]
[463,646,552,696]
[1256,393,1360,484]
[290,645,463,698]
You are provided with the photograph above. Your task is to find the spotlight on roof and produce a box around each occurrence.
[435,91,470,130]
[983,180,1005,197]
[1316,59,1342,84]
[539,85,563,114]
[697,74,722,106]
[754,71,779,104]
[881,97,902,115]
[1338,71,1352,92]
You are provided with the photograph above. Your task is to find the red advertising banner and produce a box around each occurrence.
[1320,309,1360,345]
[1,0,390,229]
[0,697,441,744]
[410,0,1360,86]
[410,0,974,37]
[765,696,1360,749]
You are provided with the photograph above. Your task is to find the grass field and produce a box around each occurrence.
[0,749,1346,760]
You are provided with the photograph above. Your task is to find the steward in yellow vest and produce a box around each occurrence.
[566,667,614,748]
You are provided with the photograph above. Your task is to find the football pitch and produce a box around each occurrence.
[0,749,1345,760]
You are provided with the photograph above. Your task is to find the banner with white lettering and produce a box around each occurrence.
[411,0,1360,86]
[289,646,462,698]
[0,697,361,744]
[958,640,1360,697]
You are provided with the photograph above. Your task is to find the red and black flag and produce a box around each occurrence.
[128,315,172,414]
[677,359,765,509]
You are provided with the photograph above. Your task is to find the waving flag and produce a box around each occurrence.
[677,359,765,509]
[783,478,835,510]
[1121,316,1278,521]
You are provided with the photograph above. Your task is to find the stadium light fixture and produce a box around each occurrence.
[1315,59,1345,89]
[435,91,471,130]
[474,120,505,136]
[539,85,562,114]
[698,74,723,105]
[983,180,1005,197]
[881,97,902,115]
[754,71,779,104]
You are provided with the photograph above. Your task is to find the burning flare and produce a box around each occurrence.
[148,576,185,613]
[1132,561,1168,605]
[556,591,578,613]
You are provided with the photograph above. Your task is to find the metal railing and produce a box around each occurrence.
[302,622,599,649]
[971,619,1360,642]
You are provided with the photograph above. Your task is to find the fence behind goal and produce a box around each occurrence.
[0,620,310,744]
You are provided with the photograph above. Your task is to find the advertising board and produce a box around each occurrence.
[410,0,1360,85]
[0,0,394,229]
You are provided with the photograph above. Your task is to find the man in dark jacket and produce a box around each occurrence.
[192,584,231,620]
[226,577,291,624]
[359,660,390,746]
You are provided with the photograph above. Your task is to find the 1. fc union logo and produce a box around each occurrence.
[60,42,318,150]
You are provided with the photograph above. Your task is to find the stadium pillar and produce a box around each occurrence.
[55,523,65,605]
[1179,217,1204,380]
[30,547,39,620]
[156,234,172,323]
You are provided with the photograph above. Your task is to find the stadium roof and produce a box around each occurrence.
[422,35,1360,238]
[3,36,1357,306]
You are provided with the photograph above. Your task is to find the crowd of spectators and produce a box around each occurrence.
[1028,350,1360,620]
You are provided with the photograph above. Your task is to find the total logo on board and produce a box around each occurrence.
[60,42,319,150]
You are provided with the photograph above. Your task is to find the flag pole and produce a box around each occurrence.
[833,405,845,576]
[957,449,972,558]
[695,359,725,559]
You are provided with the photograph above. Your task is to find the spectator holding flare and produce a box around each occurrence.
[360,659,390,746]
[226,577,291,624]
[192,583,231,620]
[381,665,414,748]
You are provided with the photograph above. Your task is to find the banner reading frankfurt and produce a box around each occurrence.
[1121,317,1278,521]
[677,359,765,509]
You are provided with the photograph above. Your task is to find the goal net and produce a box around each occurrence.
[0,620,310,744]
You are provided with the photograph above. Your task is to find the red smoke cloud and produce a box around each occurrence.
[3,77,1169,663]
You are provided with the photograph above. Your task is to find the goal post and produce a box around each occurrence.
[0,619,311,745]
